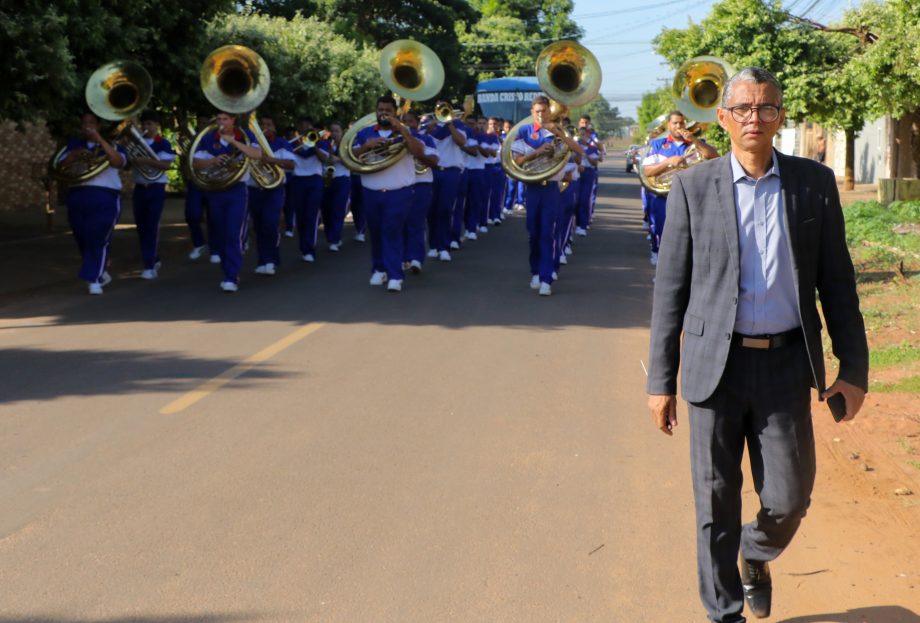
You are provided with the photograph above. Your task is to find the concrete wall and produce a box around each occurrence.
[830,117,887,184]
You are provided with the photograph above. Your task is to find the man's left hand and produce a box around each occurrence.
[821,379,866,421]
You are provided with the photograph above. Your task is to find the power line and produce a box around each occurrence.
[571,0,701,20]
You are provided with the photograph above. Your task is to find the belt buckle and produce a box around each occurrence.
[741,337,771,349]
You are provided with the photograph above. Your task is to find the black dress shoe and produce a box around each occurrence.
[740,559,772,618]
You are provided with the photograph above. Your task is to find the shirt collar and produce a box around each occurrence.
[730,150,780,183]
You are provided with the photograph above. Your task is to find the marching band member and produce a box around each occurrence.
[130,110,176,279]
[352,95,427,292]
[283,117,312,238]
[575,125,601,237]
[426,101,468,262]
[503,118,526,216]
[511,95,584,296]
[192,111,262,291]
[402,111,439,273]
[483,117,504,226]
[183,114,212,261]
[451,118,479,247]
[248,115,295,276]
[58,111,129,294]
[318,122,351,252]
[555,139,581,270]
[350,171,367,242]
[641,110,718,265]
[289,118,326,263]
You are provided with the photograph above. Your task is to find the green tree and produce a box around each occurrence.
[570,97,632,138]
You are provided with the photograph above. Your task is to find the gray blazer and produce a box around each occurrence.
[646,150,869,404]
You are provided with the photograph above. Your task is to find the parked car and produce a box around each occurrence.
[624,144,642,173]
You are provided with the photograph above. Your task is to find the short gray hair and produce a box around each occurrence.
[721,67,784,107]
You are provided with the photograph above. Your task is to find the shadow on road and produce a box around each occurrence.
[777,606,920,623]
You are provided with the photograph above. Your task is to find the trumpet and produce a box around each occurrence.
[290,129,323,151]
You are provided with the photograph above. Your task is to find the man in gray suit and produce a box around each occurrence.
[646,67,869,622]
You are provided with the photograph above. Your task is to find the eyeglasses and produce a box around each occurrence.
[726,104,781,123]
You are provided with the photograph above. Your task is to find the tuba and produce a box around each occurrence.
[500,41,602,184]
[340,39,445,174]
[51,61,159,184]
[639,56,734,196]
[187,45,285,191]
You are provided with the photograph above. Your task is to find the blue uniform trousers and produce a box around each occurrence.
[404,181,432,264]
[133,182,166,270]
[364,186,413,280]
[463,169,486,234]
[206,184,248,283]
[576,168,597,229]
[504,177,524,210]
[555,180,579,271]
[249,185,284,267]
[350,174,366,236]
[525,182,560,284]
[185,184,210,250]
[487,164,505,222]
[451,170,470,244]
[289,175,324,256]
[67,186,121,283]
[430,167,461,253]
[282,178,295,234]
[321,176,351,245]
[649,193,667,254]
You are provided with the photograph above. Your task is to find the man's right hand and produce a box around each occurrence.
[648,394,678,436]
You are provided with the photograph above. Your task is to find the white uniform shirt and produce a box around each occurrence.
[355,128,416,191]
[511,124,566,183]
[428,122,467,169]
[59,140,129,190]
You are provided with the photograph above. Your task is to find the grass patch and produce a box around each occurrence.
[845,200,920,271]
[908,460,920,471]
[870,342,920,369]
[872,375,920,394]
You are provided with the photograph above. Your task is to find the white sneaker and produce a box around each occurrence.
[255,264,266,274]
[559,254,568,265]
[530,275,540,290]
[284,230,294,238]
[502,208,512,216]
[355,232,366,242]
[552,271,558,281]
[514,203,525,212]
[209,254,220,264]
[487,219,495,226]
[302,253,315,263]
[427,249,438,258]
[539,282,552,296]
[409,260,422,274]
[263,263,275,275]
[88,282,103,295]
[369,271,386,286]
[575,227,587,237]
[478,226,488,233]
[564,245,573,256]
[140,268,157,280]
[329,243,340,252]
[439,250,451,262]
[387,279,402,292]
[466,231,478,241]
[650,251,658,266]
[646,233,652,241]
[100,271,112,287]
[450,240,460,250]
[402,261,411,271]
[189,246,205,260]
[220,281,238,292]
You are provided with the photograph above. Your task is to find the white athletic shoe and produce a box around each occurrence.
[409,260,422,274]
[650,251,658,266]
[530,275,540,290]
[284,230,295,238]
[387,279,403,292]
[263,263,275,275]
[100,271,112,287]
[449,240,460,250]
[539,282,552,296]
[559,254,568,265]
[189,246,205,260]
[564,245,573,256]
[209,254,220,264]
[439,250,451,262]
[487,219,495,226]
[466,231,478,241]
[478,226,488,234]
[355,232,366,242]
[140,268,157,280]
[575,227,588,237]
[88,282,103,295]
[220,281,238,292]
[427,249,439,258]
[255,264,266,274]
[552,271,558,281]
[329,242,340,252]
[302,253,315,263]
[369,271,386,286]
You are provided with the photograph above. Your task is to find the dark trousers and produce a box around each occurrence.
[576,168,596,229]
[350,174,366,236]
[524,182,560,283]
[321,176,351,244]
[451,169,469,243]
[67,186,121,283]
[289,175,324,256]
[364,186,413,280]
[430,167,461,252]
[404,182,432,263]
[282,178,295,234]
[206,184,248,283]
[185,184,210,250]
[249,185,284,266]
[688,339,816,623]
[132,183,166,269]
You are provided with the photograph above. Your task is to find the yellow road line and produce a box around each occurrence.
[159,322,325,415]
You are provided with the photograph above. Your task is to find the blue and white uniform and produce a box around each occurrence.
[642,134,694,253]
[59,139,129,285]
[555,158,580,272]
[132,135,176,271]
[452,126,478,244]
[193,128,256,285]
[289,138,327,259]
[318,139,352,247]
[577,139,600,231]
[352,125,416,281]
[511,123,564,285]
[247,134,295,269]
[480,132,503,224]
[404,130,438,265]
[426,120,467,253]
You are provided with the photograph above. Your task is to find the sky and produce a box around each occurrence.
[571,0,852,121]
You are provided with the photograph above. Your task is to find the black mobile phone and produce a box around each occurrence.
[828,393,847,423]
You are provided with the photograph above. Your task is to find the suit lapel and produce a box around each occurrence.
[777,151,801,269]
[714,155,740,280]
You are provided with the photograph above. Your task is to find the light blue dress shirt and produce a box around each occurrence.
[730,151,801,335]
